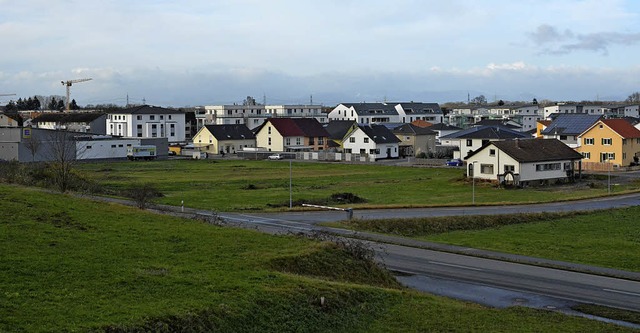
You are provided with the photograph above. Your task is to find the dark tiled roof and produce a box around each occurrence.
[394,102,442,114]
[108,105,184,115]
[393,123,436,135]
[204,124,255,141]
[428,123,462,131]
[324,120,357,140]
[468,139,583,162]
[32,112,104,124]
[541,114,602,136]
[268,118,329,137]
[341,103,398,116]
[358,124,401,144]
[473,119,521,129]
[441,125,527,140]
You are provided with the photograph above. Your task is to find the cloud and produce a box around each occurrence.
[528,24,640,55]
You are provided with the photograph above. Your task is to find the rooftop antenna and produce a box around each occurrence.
[142,97,146,105]
[310,94,313,105]
[126,94,129,107]
[263,93,266,105]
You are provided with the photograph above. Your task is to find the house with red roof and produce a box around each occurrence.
[577,119,640,167]
[255,118,329,152]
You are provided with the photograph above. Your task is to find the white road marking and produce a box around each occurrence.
[603,288,640,297]
[428,261,483,271]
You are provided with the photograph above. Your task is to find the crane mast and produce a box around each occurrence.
[61,78,92,112]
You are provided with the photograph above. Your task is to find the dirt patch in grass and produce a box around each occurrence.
[35,211,90,231]
[268,192,367,208]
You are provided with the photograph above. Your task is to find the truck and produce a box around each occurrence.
[127,145,157,160]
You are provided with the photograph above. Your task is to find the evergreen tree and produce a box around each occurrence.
[48,97,58,110]
[56,99,65,111]
[70,99,79,110]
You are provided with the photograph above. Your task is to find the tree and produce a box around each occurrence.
[45,131,79,192]
[4,100,17,113]
[48,97,58,110]
[70,99,80,110]
[56,99,64,111]
[24,134,41,162]
[532,98,538,105]
[498,99,505,106]
[471,95,487,105]
[626,92,640,103]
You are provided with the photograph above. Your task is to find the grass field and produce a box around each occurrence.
[76,159,638,212]
[334,208,640,272]
[1,183,635,332]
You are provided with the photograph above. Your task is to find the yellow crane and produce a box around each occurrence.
[61,78,92,111]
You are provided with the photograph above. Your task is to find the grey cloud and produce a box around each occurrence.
[528,24,573,45]
[529,24,640,55]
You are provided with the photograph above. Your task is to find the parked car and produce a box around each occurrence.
[445,159,463,167]
[268,153,283,160]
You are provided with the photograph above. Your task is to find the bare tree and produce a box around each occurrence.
[23,134,41,162]
[626,92,640,103]
[45,131,80,192]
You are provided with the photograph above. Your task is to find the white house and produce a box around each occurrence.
[440,125,528,159]
[624,105,640,118]
[342,124,400,160]
[328,102,443,125]
[465,139,583,186]
[513,105,541,132]
[106,105,186,143]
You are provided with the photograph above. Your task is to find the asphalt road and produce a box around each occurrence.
[214,192,640,313]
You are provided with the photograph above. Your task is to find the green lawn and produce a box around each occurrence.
[0,184,634,332]
[76,159,637,211]
[334,208,640,272]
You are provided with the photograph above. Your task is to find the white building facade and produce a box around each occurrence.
[106,105,186,143]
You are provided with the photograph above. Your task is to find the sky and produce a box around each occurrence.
[1,0,640,107]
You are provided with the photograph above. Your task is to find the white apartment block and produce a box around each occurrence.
[196,104,326,130]
[106,105,186,143]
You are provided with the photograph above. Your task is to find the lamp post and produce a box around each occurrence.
[289,159,292,209]
[470,161,478,205]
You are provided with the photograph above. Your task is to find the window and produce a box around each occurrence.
[86,145,92,149]
[582,152,591,159]
[559,135,567,140]
[150,115,155,120]
[360,149,366,154]
[535,163,561,171]
[318,137,324,145]
[111,144,116,148]
[623,152,627,160]
[136,115,142,120]
[268,137,271,145]
[489,149,496,156]
[480,164,494,174]
[364,138,369,143]
[623,139,627,145]
[169,115,172,120]
[349,137,356,143]
[285,138,291,145]
[268,127,271,134]
[309,137,315,145]
[137,124,143,137]
[602,138,612,145]
[504,165,515,172]
[584,138,594,145]
[160,115,164,120]
[151,124,157,138]
[170,124,175,136]
[466,139,473,147]
[296,138,301,145]
[608,152,615,160]
[369,149,378,154]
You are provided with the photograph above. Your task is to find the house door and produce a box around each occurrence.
[386,148,391,158]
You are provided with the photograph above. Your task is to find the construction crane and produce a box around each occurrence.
[61,78,92,112]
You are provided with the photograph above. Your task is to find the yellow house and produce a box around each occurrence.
[535,120,551,138]
[192,124,256,155]
[577,119,640,166]
[255,118,329,152]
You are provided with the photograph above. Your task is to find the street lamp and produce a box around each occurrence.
[470,161,478,205]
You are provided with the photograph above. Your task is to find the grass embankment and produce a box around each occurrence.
[1,184,635,332]
[333,209,640,272]
[76,160,639,211]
